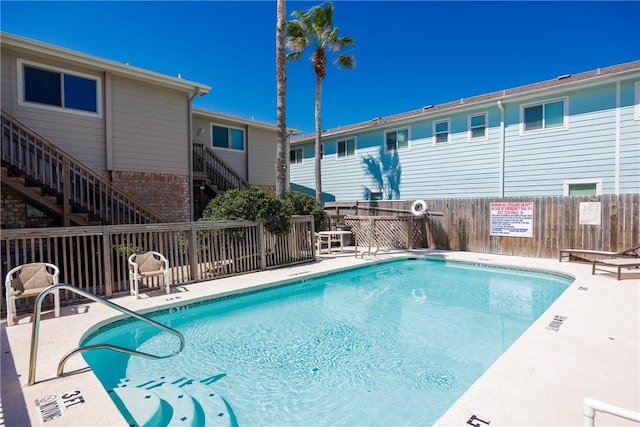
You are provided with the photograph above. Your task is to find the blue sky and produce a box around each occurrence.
[2,1,639,135]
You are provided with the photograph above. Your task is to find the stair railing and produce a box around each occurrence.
[193,143,250,192]
[28,283,185,386]
[1,110,166,224]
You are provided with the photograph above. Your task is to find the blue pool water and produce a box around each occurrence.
[82,258,572,426]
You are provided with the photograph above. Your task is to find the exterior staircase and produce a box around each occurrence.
[192,144,250,196]
[1,110,166,226]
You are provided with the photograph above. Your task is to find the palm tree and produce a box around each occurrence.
[286,2,355,203]
[275,0,287,199]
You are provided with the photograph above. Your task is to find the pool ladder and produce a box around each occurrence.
[28,283,185,386]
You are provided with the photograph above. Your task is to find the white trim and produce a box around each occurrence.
[634,81,640,120]
[615,81,621,194]
[563,179,602,196]
[433,119,451,145]
[467,112,488,142]
[384,127,411,153]
[336,137,357,160]
[17,58,103,118]
[519,96,569,135]
[210,122,246,152]
[290,147,304,165]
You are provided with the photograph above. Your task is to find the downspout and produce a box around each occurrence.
[497,100,505,197]
[614,81,621,195]
[188,88,201,221]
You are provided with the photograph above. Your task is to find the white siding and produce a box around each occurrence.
[111,76,189,175]
[247,126,276,186]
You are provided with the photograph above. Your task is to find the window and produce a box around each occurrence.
[337,138,355,158]
[522,98,567,133]
[18,59,100,116]
[433,119,450,144]
[468,113,487,141]
[369,192,383,201]
[212,125,244,150]
[290,147,303,164]
[563,179,602,196]
[385,128,409,152]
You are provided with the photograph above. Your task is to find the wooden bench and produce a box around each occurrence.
[592,258,640,280]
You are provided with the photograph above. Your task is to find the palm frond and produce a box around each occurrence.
[334,54,356,70]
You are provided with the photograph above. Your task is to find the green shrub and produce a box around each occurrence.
[201,187,293,236]
[287,190,328,231]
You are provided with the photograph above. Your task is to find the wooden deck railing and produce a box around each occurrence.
[193,143,250,192]
[0,216,315,314]
[1,110,166,225]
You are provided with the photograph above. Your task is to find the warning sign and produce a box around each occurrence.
[490,202,533,237]
[36,390,85,423]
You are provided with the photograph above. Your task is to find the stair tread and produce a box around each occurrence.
[112,384,163,427]
[116,375,234,427]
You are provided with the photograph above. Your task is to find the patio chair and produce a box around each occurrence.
[559,244,640,262]
[128,251,170,299]
[5,262,60,326]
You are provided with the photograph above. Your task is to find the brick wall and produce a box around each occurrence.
[1,188,60,228]
[112,171,191,222]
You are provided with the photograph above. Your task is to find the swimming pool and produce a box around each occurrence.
[82,257,572,426]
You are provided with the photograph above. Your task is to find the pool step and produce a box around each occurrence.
[112,384,163,427]
[177,378,234,426]
[114,376,233,427]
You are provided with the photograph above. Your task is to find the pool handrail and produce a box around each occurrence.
[28,283,185,386]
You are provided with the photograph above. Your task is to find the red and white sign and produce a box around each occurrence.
[490,202,534,237]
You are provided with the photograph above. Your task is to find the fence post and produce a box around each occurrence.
[102,225,113,298]
[258,223,266,270]
[407,216,414,249]
[189,222,198,281]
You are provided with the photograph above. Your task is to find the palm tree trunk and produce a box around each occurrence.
[314,74,323,203]
[275,0,288,199]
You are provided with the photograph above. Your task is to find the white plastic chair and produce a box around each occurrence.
[5,262,60,326]
[128,251,170,299]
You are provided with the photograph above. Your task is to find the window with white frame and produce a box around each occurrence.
[468,113,487,141]
[433,119,450,144]
[211,125,244,150]
[290,147,303,164]
[18,59,100,116]
[337,138,355,158]
[563,179,602,196]
[521,98,567,133]
[635,82,640,120]
[385,128,409,152]
[369,191,383,201]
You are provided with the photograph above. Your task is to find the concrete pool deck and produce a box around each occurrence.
[1,249,638,426]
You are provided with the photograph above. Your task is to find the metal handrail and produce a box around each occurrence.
[28,283,185,386]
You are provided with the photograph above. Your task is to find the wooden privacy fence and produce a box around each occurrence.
[1,216,315,314]
[325,194,639,258]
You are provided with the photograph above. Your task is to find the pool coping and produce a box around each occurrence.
[1,249,638,426]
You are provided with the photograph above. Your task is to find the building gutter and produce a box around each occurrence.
[188,88,203,220]
[497,100,505,197]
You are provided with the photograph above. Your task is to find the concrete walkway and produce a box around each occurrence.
[1,249,638,426]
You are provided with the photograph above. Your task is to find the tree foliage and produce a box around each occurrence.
[201,187,293,236]
[286,190,328,231]
[201,188,327,236]
[286,1,356,202]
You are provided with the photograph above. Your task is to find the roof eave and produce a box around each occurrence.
[1,32,211,95]
[193,107,301,135]
[291,61,640,145]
